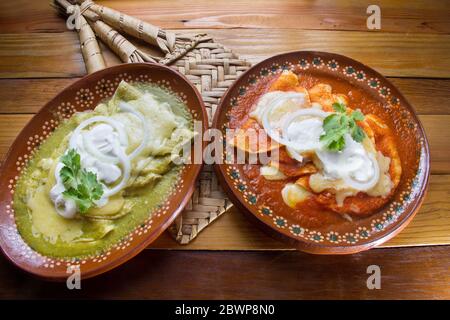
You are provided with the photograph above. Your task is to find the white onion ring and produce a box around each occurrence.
[83,133,119,164]
[286,147,304,163]
[69,116,128,163]
[281,108,329,151]
[261,102,298,147]
[56,101,150,212]
[282,108,329,132]
[119,102,149,160]
[262,107,329,152]
[101,139,131,198]
[342,153,380,191]
[253,91,306,121]
[54,194,77,219]
[258,93,306,140]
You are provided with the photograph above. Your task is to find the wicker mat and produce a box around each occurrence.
[165,40,251,244]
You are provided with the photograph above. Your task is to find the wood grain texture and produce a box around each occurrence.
[3,115,448,173]
[0,246,448,299]
[0,78,78,114]
[1,29,450,78]
[1,78,449,115]
[389,78,450,115]
[0,33,85,78]
[1,0,450,34]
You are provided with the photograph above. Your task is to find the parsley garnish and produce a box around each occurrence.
[320,102,366,152]
[59,149,104,213]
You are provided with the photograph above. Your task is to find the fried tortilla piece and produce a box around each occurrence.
[308,83,349,112]
[270,71,311,102]
[357,118,375,141]
[294,86,310,102]
[229,118,278,154]
[313,114,402,216]
[295,176,311,190]
[278,146,298,164]
[309,84,334,111]
[232,71,311,154]
[365,114,402,189]
[333,93,349,106]
[270,70,299,91]
[269,148,318,177]
[316,191,390,216]
[273,161,317,178]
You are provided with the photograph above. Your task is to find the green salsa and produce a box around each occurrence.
[14,82,193,258]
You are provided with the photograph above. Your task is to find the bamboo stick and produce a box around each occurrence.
[55,0,208,66]
[54,0,158,64]
[77,0,180,53]
[53,0,105,74]
[90,19,158,63]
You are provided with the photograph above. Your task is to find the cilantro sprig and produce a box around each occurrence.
[60,149,104,213]
[320,102,366,152]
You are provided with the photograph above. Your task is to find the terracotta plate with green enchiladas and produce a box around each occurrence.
[0,63,206,280]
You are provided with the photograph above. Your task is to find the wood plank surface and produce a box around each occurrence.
[0,78,78,114]
[1,0,450,34]
[1,78,449,115]
[1,29,450,78]
[1,246,448,299]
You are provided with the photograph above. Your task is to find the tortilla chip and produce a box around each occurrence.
[229,118,278,154]
[270,70,299,91]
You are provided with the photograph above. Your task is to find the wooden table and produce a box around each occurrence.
[0,0,449,299]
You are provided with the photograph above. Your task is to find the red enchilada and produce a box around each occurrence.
[228,70,402,228]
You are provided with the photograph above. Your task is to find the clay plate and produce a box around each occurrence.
[0,63,207,280]
[213,51,430,254]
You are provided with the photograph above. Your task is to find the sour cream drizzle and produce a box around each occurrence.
[316,134,380,191]
[50,102,149,219]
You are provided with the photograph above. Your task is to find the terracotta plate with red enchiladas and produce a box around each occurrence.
[213,51,430,254]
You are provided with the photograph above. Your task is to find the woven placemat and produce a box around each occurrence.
[165,40,251,244]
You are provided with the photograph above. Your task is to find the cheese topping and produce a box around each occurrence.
[251,90,391,208]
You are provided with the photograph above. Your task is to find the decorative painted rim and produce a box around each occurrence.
[0,63,207,279]
[214,51,430,253]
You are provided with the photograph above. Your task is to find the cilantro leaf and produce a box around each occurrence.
[59,149,104,214]
[63,189,92,213]
[60,149,80,188]
[332,102,346,113]
[322,114,340,131]
[351,125,366,143]
[351,109,364,121]
[61,149,80,171]
[327,136,345,151]
[59,166,76,188]
[320,103,367,152]
[78,171,104,202]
